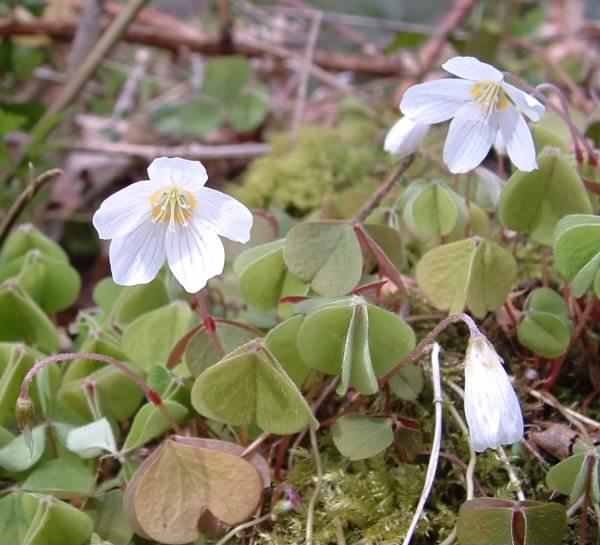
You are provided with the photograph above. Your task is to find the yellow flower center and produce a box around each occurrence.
[470,80,511,117]
[150,186,197,226]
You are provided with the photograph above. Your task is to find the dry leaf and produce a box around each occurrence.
[125,439,263,544]
[172,435,271,487]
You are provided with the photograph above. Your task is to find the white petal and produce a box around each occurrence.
[442,56,503,82]
[493,131,506,155]
[502,82,545,121]
[109,221,166,286]
[165,220,225,293]
[443,103,497,173]
[147,157,208,190]
[474,166,503,208]
[196,187,253,243]
[92,181,153,240]
[498,107,538,172]
[400,79,473,124]
[384,117,430,156]
[464,337,524,452]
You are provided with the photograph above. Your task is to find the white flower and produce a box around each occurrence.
[400,56,545,174]
[463,335,524,452]
[384,116,430,157]
[92,157,253,293]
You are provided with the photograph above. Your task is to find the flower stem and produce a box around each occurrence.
[353,157,414,223]
[497,445,526,502]
[18,352,182,434]
[401,342,444,545]
[380,313,480,385]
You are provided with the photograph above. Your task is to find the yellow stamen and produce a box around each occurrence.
[470,80,511,117]
[150,186,197,226]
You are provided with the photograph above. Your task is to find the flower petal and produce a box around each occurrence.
[463,336,524,452]
[196,187,253,243]
[92,181,153,240]
[502,82,545,121]
[109,221,166,286]
[400,79,473,124]
[442,56,503,82]
[165,220,225,293]
[384,116,430,156]
[147,157,208,190]
[443,102,497,173]
[493,131,506,155]
[498,107,538,172]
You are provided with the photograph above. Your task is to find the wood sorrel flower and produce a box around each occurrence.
[384,116,430,157]
[92,157,253,293]
[463,334,524,452]
[400,56,545,173]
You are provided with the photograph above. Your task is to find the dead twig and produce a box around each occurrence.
[63,140,271,160]
[414,0,478,81]
[0,18,403,76]
[0,0,151,186]
[68,0,105,72]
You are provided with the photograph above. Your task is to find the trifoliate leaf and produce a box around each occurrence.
[416,237,517,318]
[284,222,363,296]
[499,147,592,245]
[191,340,317,434]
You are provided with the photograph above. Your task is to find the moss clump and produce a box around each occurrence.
[256,437,460,545]
[232,117,389,216]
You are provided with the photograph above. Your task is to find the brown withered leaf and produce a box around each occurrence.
[172,435,271,487]
[125,438,263,544]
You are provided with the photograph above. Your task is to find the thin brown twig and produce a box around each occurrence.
[414,0,478,81]
[353,157,414,223]
[380,313,480,385]
[0,18,403,76]
[62,140,271,160]
[68,0,105,72]
[0,0,151,186]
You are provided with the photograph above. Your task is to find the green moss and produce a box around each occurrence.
[232,117,390,217]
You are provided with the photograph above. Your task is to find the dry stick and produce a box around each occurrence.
[527,387,600,432]
[291,9,322,136]
[535,82,597,162]
[215,513,274,545]
[0,168,62,246]
[380,313,480,385]
[0,19,404,77]
[63,140,271,160]
[305,425,323,545]
[17,352,182,434]
[0,0,151,186]
[68,0,105,72]
[353,157,414,224]
[401,342,443,545]
[413,0,478,81]
[112,48,150,119]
